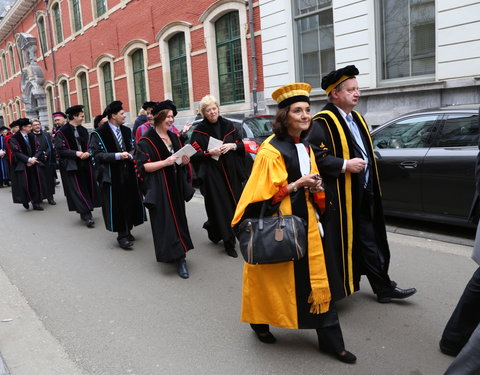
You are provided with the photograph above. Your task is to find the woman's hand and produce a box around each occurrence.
[208,147,222,157]
[181,122,193,136]
[181,155,190,166]
[219,143,236,154]
[164,155,178,166]
[296,174,324,192]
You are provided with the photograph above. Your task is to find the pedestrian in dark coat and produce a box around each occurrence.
[8,118,47,210]
[307,65,416,302]
[31,119,56,205]
[54,105,101,227]
[189,95,246,258]
[0,126,10,187]
[136,100,195,278]
[89,101,145,250]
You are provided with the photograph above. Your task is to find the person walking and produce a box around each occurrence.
[307,65,416,303]
[190,95,246,257]
[89,101,145,250]
[8,118,47,211]
[54,105,101,227]
[232,83,356,364]
[136,100,195,278]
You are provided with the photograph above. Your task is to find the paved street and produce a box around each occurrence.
[0,183,476,375]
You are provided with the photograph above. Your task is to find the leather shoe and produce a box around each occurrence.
[377,286,417,303]
[33,204,44,211]
[177,258,189,279]
[118,238,133,250]
[254,330,276,344]
[126,234,136,242]
[439,340,461,357]
[86,219,95,228]
[23,202,29,209]
[48,198,56,205]
[334,351,357,364]
[225,248,238,258]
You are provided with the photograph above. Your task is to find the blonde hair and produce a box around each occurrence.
[199,95,219,116]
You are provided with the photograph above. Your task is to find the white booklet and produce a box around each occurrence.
[173,144,196,164]
[207,136,223,160]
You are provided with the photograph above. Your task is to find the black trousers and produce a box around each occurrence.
[250,308,345,353]
[441,267,480,355]
[357,189,392,296]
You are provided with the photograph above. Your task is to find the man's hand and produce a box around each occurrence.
[0,150,5,158]
[80,152,90,160]
[119,152,131,160]
[346,158,367,173]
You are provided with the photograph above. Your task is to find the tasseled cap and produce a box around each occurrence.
[272,83,312,108]
[322,65,359,96]
[152,100,177,117]
[103,101,123,117]
[65,105,84,117]
[16,118,31,128]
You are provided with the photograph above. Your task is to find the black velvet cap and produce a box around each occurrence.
[152,100,177,117]
[321,65,359,95]
[17,118,31,128]
[103,101,123,117]
[0,126,9,131]
[142,101,156,110]
[9,119,19,128]
[65,105,84,117]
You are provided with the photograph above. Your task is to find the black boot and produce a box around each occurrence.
[177,258,189,279]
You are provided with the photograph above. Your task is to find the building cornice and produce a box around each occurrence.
[0,0,37,44]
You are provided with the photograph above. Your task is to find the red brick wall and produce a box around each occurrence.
[0,0,264,123]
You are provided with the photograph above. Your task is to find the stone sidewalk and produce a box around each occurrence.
[0,264,85,375]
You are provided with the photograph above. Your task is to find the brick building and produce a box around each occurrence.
[0,0,264,127]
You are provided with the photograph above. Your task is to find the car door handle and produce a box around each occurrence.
[400,161,418,169]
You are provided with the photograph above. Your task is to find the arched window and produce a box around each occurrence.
[77,71,91,122]
[94,0,107,18]
[59,79,70,110]
[15,36,24,69]
[102,62,114,104]
[71,0,83,33]
[168,33,189,110]
[37,16,49,55]
[8,103,15,120]
[15,99,21,118]
[1,53,8,81]
[52,3,64,44]
[131,49,147,114]
[8,45,16,75]
[45,85,55,119]
[215,12,244,104]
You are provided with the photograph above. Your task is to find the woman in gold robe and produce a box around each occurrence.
[232,83,356,364]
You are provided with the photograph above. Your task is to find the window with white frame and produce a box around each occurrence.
[45,85,55,119]
[8,45,16,75]
[131,49,147,114]
[52,2,64,44]
[59,79,70,110]
[102,62,114,105]
[0,52,6,81]
[77,71,91,122]
[293,0,334,88]
[168,33,189,110]
[37,15,49,55]
[71,0,83,33]
[15,37,24,69]
[94,0,107,18]
[378,0,435,80]
[15,99,21,118]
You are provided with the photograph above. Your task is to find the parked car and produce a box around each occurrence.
[233,115,274,172]
[371,105,479,227]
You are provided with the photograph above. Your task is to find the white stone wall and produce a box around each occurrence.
[437,0,480,80]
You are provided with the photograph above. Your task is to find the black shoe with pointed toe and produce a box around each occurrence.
[177,258,189,279]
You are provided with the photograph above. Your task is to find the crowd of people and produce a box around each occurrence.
[2,65,477,370]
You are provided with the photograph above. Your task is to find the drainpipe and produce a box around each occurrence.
[248,0,258,115]
[44,0,59,112]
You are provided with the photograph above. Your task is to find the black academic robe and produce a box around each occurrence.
[89,123,145,233]
[34,130,56,199]
[54,123,101,214]
[136,127,194,262]
[307,102,390,300]
[8,132,47,205]
[189,116,246,244]
[0,135,9,184]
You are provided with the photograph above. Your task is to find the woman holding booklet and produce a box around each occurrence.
[189,95,246,258]
[135,100,195,279]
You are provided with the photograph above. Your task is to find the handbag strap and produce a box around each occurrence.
[259,201,284,231]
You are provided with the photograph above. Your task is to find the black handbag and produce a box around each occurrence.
[238,202,307,264]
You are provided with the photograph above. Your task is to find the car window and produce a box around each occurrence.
[373,115,438,149]
[244,118,273,138]
[242,123,254,138]
[436,114,479,147]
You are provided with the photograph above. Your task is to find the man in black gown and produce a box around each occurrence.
[89,101,145,250]
[54,105,100,227]
[307,65,417,303]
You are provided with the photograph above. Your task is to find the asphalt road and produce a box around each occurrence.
[0,184,476,375]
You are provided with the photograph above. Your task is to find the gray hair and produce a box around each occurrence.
[199,95,219,116]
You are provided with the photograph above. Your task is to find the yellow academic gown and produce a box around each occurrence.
[232,135,332,329]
